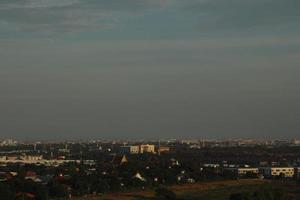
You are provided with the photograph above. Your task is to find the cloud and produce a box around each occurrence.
[0,0,299,37]
[0,0,171,33]
[183,0,300,31]
[0,0,80,10]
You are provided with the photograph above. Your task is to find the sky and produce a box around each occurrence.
[0,0,300,140]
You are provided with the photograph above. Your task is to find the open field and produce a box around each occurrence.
[72,179,269,200]
[173,179,268,200]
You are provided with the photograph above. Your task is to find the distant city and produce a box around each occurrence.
[0,138,300,199]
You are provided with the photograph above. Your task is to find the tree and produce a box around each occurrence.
[0,182,15,200]
[48,183,69,199]
[91,178,110,194]
[155,187,176,200]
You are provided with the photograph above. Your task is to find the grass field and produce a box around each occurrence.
[175,183,268,200]
[73,179,269,200]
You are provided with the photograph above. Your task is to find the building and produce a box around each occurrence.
[203,163,220,168]
[260,167,294,178]
[6,156,18,161]
[295,167,300,179]
[0,156,7,161]
[132,172,146,182]
[140,144,155,154]
[157,146,170,154]
[293,139,300,145]
[0,139,17,146]
[119,144,156,154]
[237,168,259,176]
[120,145,140,154]
[21,155,43,161]
[224,168,259,177]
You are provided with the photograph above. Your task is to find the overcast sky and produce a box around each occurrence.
[0,0,300,140]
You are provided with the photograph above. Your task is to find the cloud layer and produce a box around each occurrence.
[0,0,171,33]
[0,0,299,35]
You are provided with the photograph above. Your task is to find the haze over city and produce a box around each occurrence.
[1,0,300,140]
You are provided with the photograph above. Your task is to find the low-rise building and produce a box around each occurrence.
[203,163,220,168]
[224,167,259,177]
[260,167,294,178]
[157,146,170,154]
[0,156,7,161]
[140,144,155,154]
[237,168,259,176]
[120,145,140,154]
[6,156,18,161]
[292,139,300,145]
[21,155,43,161]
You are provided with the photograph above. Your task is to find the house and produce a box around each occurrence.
[133,172,146,182]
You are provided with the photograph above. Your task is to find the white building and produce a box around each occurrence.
[260,167,294,178]
[140,144,155,154]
